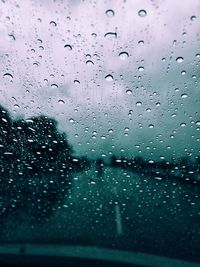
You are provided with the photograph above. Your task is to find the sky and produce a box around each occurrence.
[0,0,200,161]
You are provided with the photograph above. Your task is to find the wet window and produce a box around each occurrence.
[0,0,200,266]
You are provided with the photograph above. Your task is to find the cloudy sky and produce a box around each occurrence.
[0,0,200,161]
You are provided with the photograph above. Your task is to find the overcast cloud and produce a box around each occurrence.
[0,0,200,161]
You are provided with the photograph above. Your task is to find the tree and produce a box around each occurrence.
[0,105,74,224]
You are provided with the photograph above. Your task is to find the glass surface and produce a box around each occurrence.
[0,0,200,266]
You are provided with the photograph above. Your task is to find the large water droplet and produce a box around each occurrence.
[119,51,129,60]
[3,73,13,81]
[148,124,154,128]
[180,122,186,127]
[104,32,117,39]
[181,93,188,99]
[138,66,144,72]
[64,44,72,50]
[50,21,57,27]
[138,9,147,17]
[190,15,196,21]
[58,99,65,105]
[69,118,75,123]
[195,121,200,126]
[86,60,94,66]
[51,84,58,88]
[126,89,132,95]
[181,70,186,75]
[176,57,184,63]
[105,9,115,17]
[136,101,142,106]
[105,74,113,82]
[74,79,80,85]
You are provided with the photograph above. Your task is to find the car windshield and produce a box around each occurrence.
[0,0,200,266]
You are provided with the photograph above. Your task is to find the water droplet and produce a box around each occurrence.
[195,53,200,58]
[50,21,57,27]
[180,122,186,127]
[91,32,97,38]
[190,15,196,21]
[136,101,142,106]
[148,124,154,128]
[146,108,151,112]
[58,99,65,105]
[86,60,94,66]
[105,9,115,17]
[108,129,113,133]
[196,121,200,126]
[3,73,13,81]
[181,70,186,75]
[138,66,144,72]
[74,79,80,85]
[105,74,113,82]
[119,51,129,60]
[138,9,147,17]
[138,40,144,45]
[64,44,72,50]
[51,84,58,88]
[8,34,15,41]
[69,118,75,123]
[104,32,117,39]
[14,104,20,109]
[126,89,132,95]
[181,93,188,99]
[176,57,184,63]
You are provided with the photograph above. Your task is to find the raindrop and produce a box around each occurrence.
[195,53,200,58]
[105,74,113,81]
[138,66,144,72]
[69,118,75,123]
[176,57,184,63]
[86,60,94,66]
[136,101,142,106]
[190,15,196,21]
[51,84,58,88]
[138,9,147,17]
[196,121,200,126]
[181,70,186,75]
[126,89,132,95]
[148,124,154,128]
[50,21,57,27]
[74,79,80,85]
[14,104,20,109]
[91,32,97,38]
[108,129,113,133]
[64,44,72,50]
[3,73,13,81]
[58,99,65,105]
[105,9,115,17]
[181,93,188,99]
[180,122,186,127]
[8,34,15,41]
[104,32,117,39]
[119,51,129,60]
[154,177,162,181]
[138,40,144,45]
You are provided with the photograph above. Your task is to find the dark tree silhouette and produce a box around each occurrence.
[0,105,75,224]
